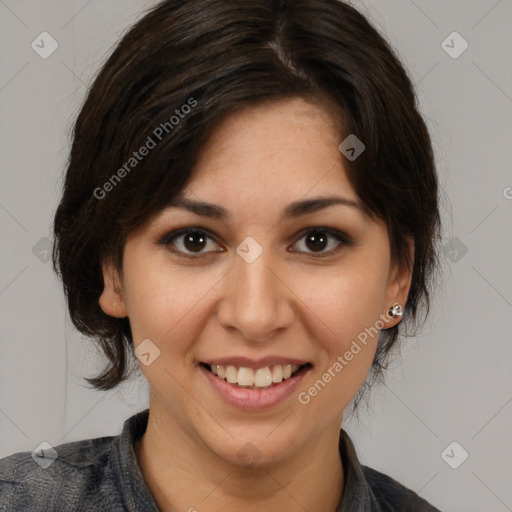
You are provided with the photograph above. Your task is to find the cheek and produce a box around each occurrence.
[295,261,389,340]
[295,327,379,416]
[292,268,388,403]
[121,260,222,345]
[121,264,220,411]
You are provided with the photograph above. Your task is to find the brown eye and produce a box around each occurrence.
[304,231,329,252]
[291,228,350,257]
[182,231,208,252]
[162,229,222,257]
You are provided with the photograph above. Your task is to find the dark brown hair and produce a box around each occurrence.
[52,0,441,401]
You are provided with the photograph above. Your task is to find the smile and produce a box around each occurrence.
[199,360,313,410]
[201,363,311,389]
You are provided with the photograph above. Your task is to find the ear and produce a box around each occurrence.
[383,238,414,329]
[98,258,128,318]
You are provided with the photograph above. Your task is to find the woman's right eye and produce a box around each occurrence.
[161,229,223,257]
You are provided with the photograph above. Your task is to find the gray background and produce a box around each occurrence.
[1,1,511,511]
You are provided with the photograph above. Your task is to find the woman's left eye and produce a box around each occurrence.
[160,227,350,258]
[290,228,350,257]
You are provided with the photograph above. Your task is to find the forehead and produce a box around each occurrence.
[182,97,358,205]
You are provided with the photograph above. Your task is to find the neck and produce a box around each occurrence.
[135,408,344,512]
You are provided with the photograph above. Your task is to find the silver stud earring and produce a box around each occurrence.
[388,303,403,318]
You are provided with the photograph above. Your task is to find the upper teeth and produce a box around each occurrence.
[210,364,301,388]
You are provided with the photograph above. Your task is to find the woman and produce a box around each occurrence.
[0,0,442,510]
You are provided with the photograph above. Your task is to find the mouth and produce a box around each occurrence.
[200,362,312,390]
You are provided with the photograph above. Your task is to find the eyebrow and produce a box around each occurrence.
[165,195,365,221]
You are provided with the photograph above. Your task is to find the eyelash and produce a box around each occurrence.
[159,226,352,259]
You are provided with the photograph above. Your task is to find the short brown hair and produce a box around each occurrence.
[52,0,441,398]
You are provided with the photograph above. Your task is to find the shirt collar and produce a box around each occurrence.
[110,409,160,511]
[337,429,380,511]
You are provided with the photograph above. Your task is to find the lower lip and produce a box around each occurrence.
[199,364,311,410]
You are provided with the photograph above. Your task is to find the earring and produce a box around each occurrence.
[388,303,403,318]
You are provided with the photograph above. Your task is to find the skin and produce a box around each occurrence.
[99,97,412,512]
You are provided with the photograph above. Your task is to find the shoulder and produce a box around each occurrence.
[362,465,442,512]
[0,435,119,511]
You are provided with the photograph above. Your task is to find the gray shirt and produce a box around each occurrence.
[0,409,441,511]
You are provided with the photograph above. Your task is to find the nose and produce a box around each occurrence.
[217,244,295,342]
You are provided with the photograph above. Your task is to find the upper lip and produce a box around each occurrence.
[200,356,311,369]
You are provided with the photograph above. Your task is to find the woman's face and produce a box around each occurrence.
[100,97,411,466]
